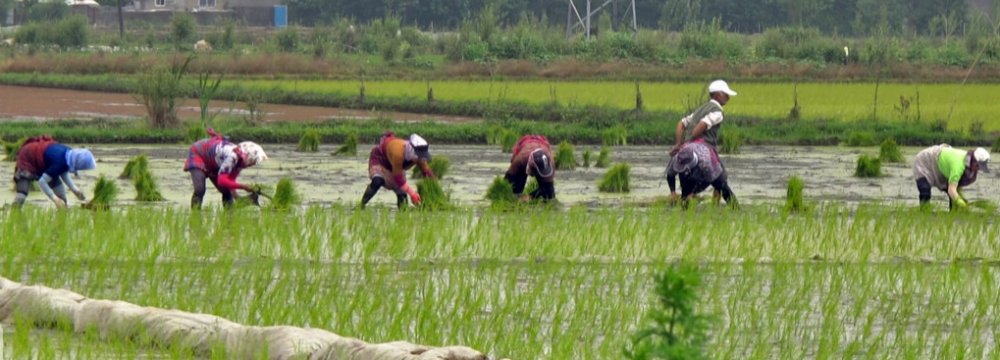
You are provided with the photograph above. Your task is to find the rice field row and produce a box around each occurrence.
[2,206,999,359]
[235,80,1000,131]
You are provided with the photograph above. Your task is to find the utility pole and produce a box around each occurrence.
[117,0,124,39]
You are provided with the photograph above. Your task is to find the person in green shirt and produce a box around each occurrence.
[913,145,990,210]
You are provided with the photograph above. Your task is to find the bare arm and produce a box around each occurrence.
[689,121,709,141]
[947,183,967,207]
[671,121,687,155]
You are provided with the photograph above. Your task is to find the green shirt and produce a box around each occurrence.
[938,148,967,185]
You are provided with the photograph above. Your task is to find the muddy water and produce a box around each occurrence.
[2,145,998,208]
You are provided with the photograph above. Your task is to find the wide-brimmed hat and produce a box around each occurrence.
[671,149,698,174]
[974,147,990,173]
[708,79,737,96]
[530,150,554,178]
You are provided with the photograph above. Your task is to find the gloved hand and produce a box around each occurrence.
[402,184,421,205]
[73,189,86,201]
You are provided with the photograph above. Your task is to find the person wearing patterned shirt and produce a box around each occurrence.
[184,128,268,208]
[360,132,435,209]
[504,135,556,201]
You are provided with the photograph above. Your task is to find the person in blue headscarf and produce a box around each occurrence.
[12,136,97,208]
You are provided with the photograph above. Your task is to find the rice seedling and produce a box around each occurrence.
[133,170,164,202]
[416,178,452,210]
[598,163,630,193]
[269,177,300,211]
[879,139,904,163]
[499,130,519,153]
[555,141,577,170]
[595,146,611,168]
[719,128,742,154]
[2,137,25,161]
[784,175,807,212]
[184,122,208,144]
[582,150,592,168]
[484,176,517,205]
[119,154,150,180]
[296,129,321,152]
[411,155,450,180]
[82,175,117,211]
[602,125,628,146]
[331,132,358,156]
[854,154,882,177]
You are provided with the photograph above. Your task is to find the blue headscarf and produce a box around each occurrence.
[65,149,96,175]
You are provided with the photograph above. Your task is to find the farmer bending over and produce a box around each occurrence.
[666,139,735,206]
[184,128,268,208]
[504,134,555,201]
[913,144,989,210]
[360,132,435,209]
[12,135,96,208]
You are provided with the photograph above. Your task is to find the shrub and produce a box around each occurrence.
[83,175,117,211]
[598,163,630,193]
[276,27,301,52]
[412,155,450,180]
[855,154,882,178]
[134,170,165,202]
[119,154,150,180]
[785,175,806,212]
[171,12,196,49]
[269,177,300,211]
[485,176,517,205]
[555,141,577,170]
[53,15,87,48]
[332,132,358,156]
[879,139,904,163]
[134,57,191,129]
[297,129,321,152]
[416,178,452,210]
[595,146,611,168]
[719,129,742,155]
[623,265,711,360]
[2,137,26,162]
[27,2,69,22]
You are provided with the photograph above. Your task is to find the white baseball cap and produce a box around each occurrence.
[708,80,737,96]
[974,147,990,173]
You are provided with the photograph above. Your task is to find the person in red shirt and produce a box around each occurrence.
[504,135,555,200]
[12,135,96,208]
[184,129,268,208]
[361,132,435,209]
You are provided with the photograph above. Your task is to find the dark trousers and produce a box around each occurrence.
[190,169,234,208]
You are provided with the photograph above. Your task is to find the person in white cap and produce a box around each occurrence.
[504,134,556,201]
[670,79,737,156]
[361,131,436,209]
[913,144,990,210]
[184,128,268,208]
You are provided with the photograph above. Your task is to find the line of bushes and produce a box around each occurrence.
[0,117,991,147]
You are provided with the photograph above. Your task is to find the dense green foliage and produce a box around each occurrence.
[84,175,118,211]
[416,178,452,210]
[785,175,807,212]
[555,141,577,170]
[484,176,517,206]
[879,139,905,163]
[855,154,883,178]
[296,129,321,152]
[599,163,631,193]
[270,177,301,211]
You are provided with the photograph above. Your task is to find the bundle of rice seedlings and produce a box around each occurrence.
[595,146,611,168]
[2,137,26,161]
[269,177,300,211]
[785,175,807,212]
[296,129,321,152]
[119,154,150,180]
[485,176,517,205]
[331,132,358,156]
[134,170,165,202]
[412,155,450,180]
[555,141,577,170]
[416,178,452,210]
[83,175,118,211]
[879,139,904,163]
[598,163,630,193]
[582,150,592,168]
[719,129,742,154]
[854,154,882,178]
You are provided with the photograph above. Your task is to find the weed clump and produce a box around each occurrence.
[332,132,358,156]
[879,139,904,163]
[83,175,117,211]
[119,154,149,180]
[785,175,807,212]
[2,137,26,161]
[855,154,882,178]
[297,129,321,152]
[624,265,711,360]
[416,178,452,210]
[599,163,630,193]
[595,146,611,168]
[555,141,577,170]
[412,155,450,180]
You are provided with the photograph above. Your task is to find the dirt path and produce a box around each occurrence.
[0,85,479,123]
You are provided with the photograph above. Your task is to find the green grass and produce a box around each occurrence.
[3,205,1000,359]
